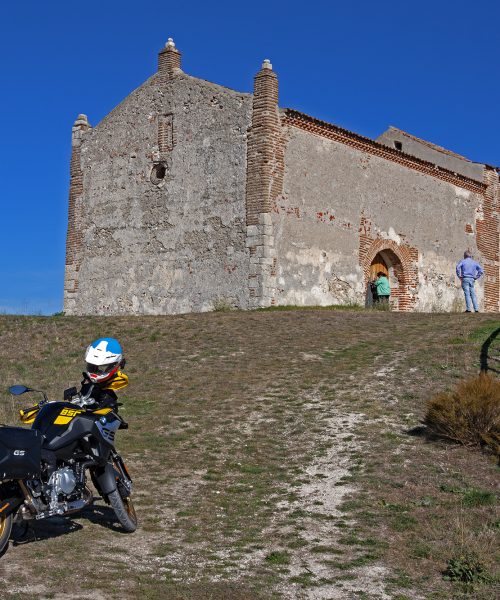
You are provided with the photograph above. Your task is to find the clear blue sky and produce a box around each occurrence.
[1,0,498,314]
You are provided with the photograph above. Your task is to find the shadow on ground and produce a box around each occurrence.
[10,502,124,547]
[480,326,500,374]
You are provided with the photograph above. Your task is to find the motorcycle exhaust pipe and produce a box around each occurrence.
[18,480,38,516]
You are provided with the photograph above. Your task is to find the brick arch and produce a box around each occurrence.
[361,238,419,311]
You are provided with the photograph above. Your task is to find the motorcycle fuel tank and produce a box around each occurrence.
[33,402,98,452]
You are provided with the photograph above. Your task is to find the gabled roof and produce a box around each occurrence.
[382,126,473,162]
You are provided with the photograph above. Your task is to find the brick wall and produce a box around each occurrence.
[476,166,500,312]
[158,114,175,154]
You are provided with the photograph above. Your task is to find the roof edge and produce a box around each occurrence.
[282,109,487,194]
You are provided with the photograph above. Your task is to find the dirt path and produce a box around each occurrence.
[0,311,498,599]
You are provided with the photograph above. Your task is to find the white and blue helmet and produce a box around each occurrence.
[85,338,123,383]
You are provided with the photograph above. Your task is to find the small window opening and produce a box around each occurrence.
[394,141,403,151]
[150,162,167,185]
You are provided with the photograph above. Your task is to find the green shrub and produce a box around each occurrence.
[461,488,496,507]
[443,552,489,584]
[423,373,500,456]
[265,550,290,565]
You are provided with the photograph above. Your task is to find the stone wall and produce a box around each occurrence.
[274,116,492,311]
[64,42,499,315]
[64,67,252,315]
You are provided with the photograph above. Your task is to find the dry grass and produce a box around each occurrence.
[424,373,500,456]
[0,311,498,599]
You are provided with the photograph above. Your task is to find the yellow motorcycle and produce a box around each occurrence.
[0,383,137,555]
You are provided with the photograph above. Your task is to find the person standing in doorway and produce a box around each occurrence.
[456,251,484,313]
[373,271,390,306]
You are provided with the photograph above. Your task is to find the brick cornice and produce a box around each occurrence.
[283,109,486,195]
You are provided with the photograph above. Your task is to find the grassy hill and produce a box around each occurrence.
[0,310,498,599]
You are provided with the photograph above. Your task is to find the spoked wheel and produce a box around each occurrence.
[108,488,137,532]
[107,455,137,532]
[0,512,13,555]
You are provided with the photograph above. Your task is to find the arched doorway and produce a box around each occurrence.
[361,238,419,311]
[368,249,404,308]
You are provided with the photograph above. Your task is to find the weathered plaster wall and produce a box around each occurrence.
[377,128,484,181]
[65,73,252,315]
[275,126,485,311]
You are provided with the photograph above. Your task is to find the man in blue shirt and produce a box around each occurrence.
[456,251,484,312]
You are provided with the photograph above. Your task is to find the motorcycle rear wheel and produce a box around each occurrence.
[0,512,12,555]
[108,489,137,533]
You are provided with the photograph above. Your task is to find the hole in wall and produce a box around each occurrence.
[394,141,402,151]
[150,162,167,185]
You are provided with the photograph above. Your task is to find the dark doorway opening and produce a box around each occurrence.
[370,252,389,282]
[368,250,404,308]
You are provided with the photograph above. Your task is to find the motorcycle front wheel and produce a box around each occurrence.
[108,488,137,532]
[0,512,12,555]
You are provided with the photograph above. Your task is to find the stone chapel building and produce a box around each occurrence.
[64,39,500,314]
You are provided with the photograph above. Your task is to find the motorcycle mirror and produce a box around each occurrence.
[63,387,78,401]
[8,385,32,395]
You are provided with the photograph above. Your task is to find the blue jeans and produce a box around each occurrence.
[461,277,478,312]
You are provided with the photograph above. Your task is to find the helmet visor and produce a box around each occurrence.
[86,362,118,376]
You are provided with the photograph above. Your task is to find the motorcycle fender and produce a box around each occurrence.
[93,463,117,497]
[0,496,23,518]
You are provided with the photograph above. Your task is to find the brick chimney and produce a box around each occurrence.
[245,59,282,308]
[246,59,280,225]
[158,38,182,83]
[64,114,92,313]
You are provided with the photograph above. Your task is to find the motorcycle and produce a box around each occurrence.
[0,383,137,555]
